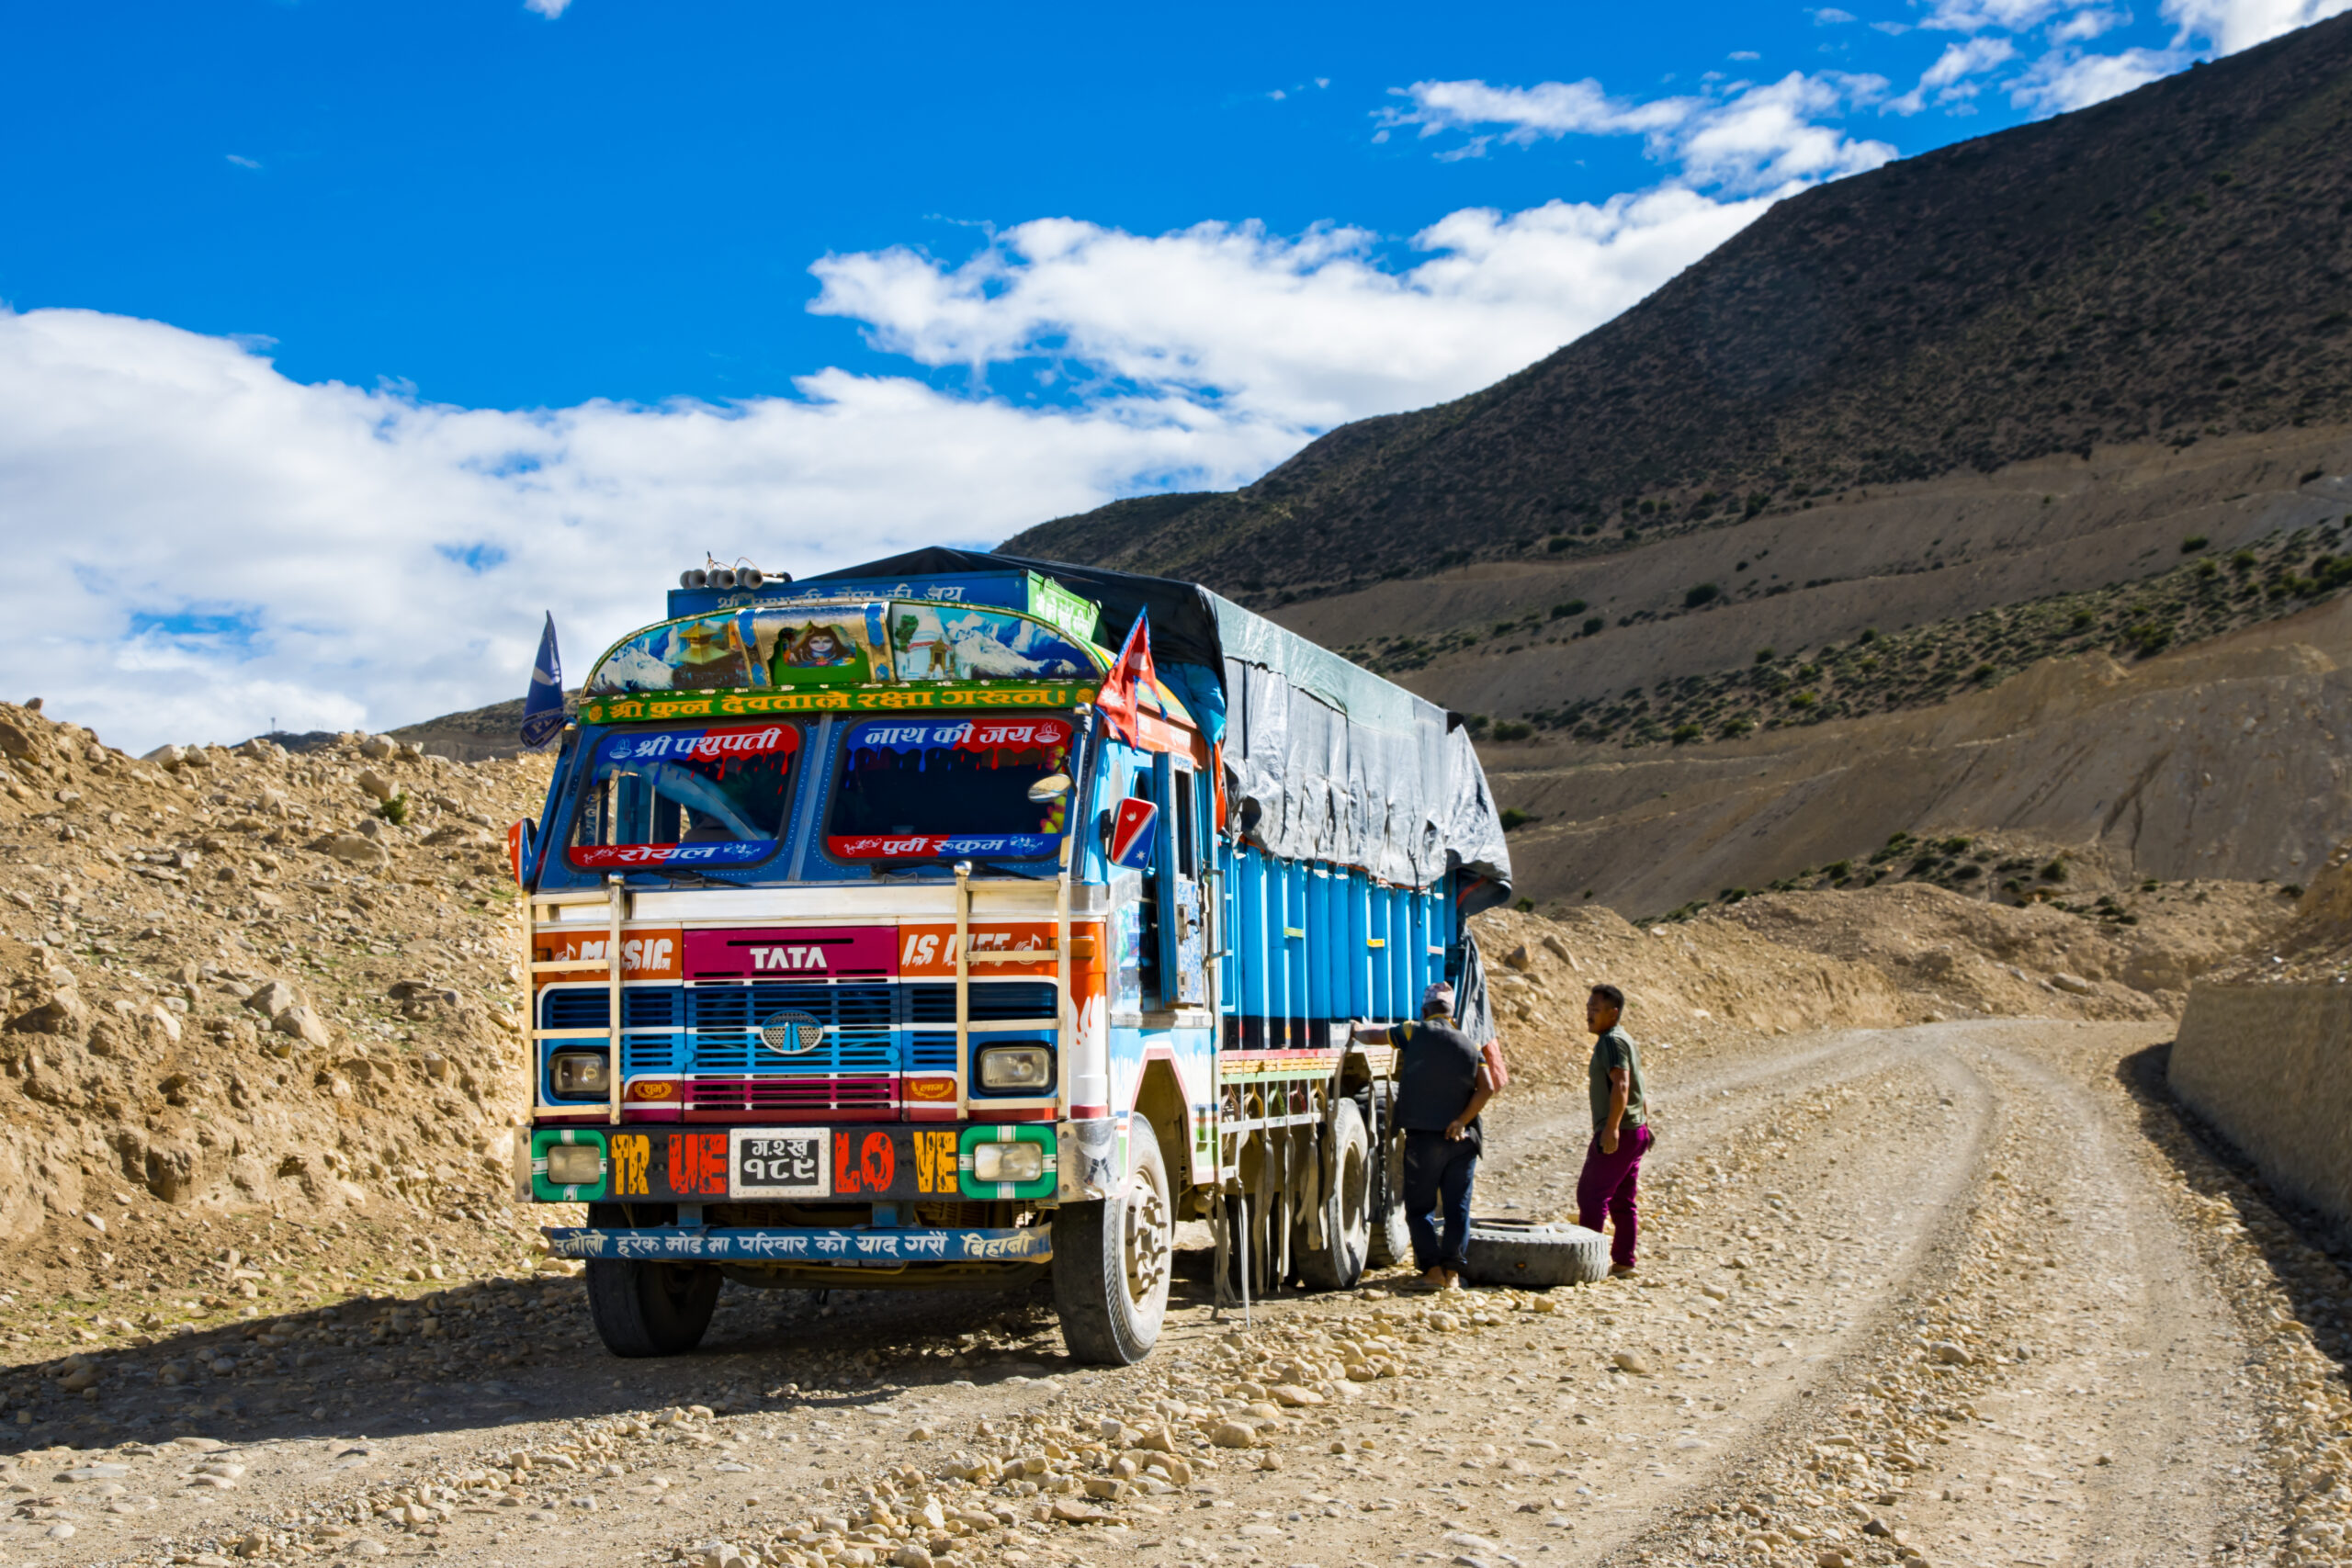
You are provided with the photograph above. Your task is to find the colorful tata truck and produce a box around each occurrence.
[518,548,1510,1363]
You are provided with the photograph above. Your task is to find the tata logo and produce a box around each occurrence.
[759,1009,827,1056]
[750,945,829,972]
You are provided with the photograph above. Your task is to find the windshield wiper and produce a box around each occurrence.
[627,867,750,887]
[968,861,1056,882]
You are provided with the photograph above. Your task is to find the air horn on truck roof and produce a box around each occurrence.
[679,556,788,592]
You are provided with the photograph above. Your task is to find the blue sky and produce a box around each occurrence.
[0,0,2281,411]
[0,0,2339,750]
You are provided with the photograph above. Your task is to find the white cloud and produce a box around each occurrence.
[1888,36,2020,110]
[2162,0,2352,50]
[1379,78,1697,145]
[524,0,573,16]
[225,154,261,170]
[1729,49,1764,58]
[2049,6,2131,40]
[1920,0,2073,29]
[811,194,1770,432]
[0,183,1780,752]
[1995,0,2347,118]
[1380,71,1895,192]
[2008,41,2180,107]
[1812,6,1860,21]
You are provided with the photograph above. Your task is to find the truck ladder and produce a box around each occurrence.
[521,880,628,1124]
[951,849,1070,1117]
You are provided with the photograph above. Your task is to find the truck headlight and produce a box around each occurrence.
[550,1051,611,1097]
[971,1142,1046,1184]
[976,1045,1051,1091]
[545,1143,604,1186]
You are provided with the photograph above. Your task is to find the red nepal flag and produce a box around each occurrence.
[1097,610,1157,746]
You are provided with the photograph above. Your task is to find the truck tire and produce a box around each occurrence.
[1297,1100,1372,1290]
[1461,1218,1610,1288]
[1365,1085,1412,1269]
[1053,1130,1172,1365]
[585,1258,722,1357]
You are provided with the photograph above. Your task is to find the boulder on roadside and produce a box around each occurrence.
[8,986,86,1036]
[309,832,391,867]
[357,736,397,761]
[243,980,300,1020]
[356,770,397,803]
[275,1006,332,1049]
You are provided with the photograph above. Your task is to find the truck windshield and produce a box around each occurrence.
[826,715,1074,862]
[566,723,801,870]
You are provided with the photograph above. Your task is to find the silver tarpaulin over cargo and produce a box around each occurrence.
[807,548,1514,913]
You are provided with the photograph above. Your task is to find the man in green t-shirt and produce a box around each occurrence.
[1577,984,1651,1278]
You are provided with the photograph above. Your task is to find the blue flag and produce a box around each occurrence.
[520,612,564,750]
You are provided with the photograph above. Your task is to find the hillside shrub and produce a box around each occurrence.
[1686,583,1722,607]
[1582,616,1605,637]
[2181,535,2209,552]
[1550,600,1588,618]
[1490,721,1535,741]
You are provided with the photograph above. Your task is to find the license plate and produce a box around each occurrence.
[728,1129,829,1198]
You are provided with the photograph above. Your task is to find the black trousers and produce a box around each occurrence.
[1401,1130,1478,1273]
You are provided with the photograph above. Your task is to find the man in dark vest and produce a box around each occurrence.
[1351,981,1498,1291]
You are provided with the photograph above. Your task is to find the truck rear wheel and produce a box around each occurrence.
[585,1259,721,1358]
[1297,1099,1372,1290]
[1365,1085,1412,1269]
[1053,1131,1171,1365]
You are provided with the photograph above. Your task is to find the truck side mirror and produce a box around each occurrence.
[1026,773,1072,803]
[1106,797,1159,871]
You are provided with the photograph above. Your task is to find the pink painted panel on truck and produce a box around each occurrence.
[684,927,899,979]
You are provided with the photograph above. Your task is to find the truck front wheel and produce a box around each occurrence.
[585,1259,721,1358]
[1053,1131,1172,1365]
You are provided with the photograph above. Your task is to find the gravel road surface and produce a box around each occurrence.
[6,1021,2346,1568]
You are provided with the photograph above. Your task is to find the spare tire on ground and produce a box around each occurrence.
[1462,1218,1610,1288]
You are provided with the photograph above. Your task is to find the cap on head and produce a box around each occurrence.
[1421,981,1455,1015]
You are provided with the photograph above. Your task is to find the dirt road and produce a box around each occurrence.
[6,1020,2346,1568]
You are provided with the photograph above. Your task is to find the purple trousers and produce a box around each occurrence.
[1577,1123,1654,1268]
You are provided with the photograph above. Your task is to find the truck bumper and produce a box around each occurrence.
[542,1224,1053,1265]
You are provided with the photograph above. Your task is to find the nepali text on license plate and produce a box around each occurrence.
[729,1129,829,1198]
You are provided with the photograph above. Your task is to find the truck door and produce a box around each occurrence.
[1154,753,1207,1008]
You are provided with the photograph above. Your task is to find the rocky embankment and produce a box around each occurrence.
[0,700,552,1301]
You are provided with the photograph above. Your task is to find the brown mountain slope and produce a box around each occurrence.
[1005,12,2352,595]
[1487,589,2352,914]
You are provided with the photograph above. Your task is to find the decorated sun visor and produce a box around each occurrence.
[584,599,1107,698]
[587,604,888,694]
[883,603,1103,683]
[826,716,1074,862]
[566,723,800,870]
